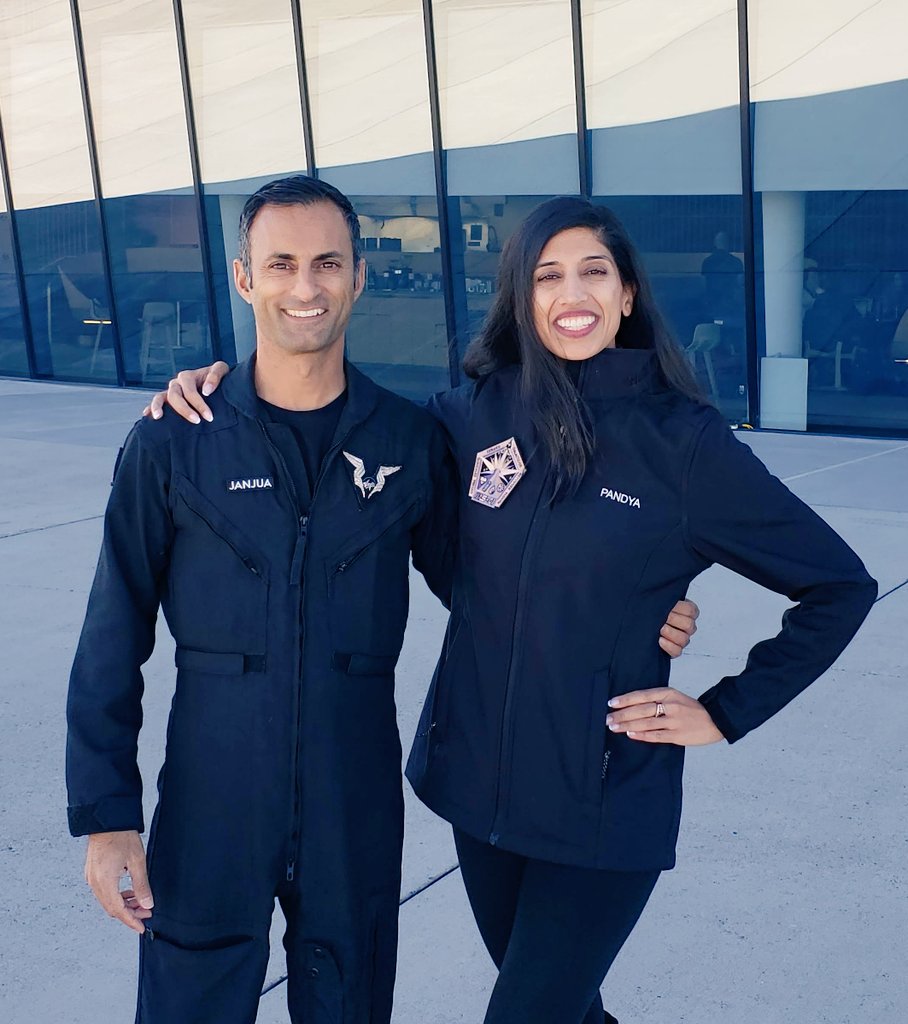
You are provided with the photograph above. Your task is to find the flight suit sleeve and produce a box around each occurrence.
[683,410,877,743]
[410,419,458,610]
[66,423,174,835]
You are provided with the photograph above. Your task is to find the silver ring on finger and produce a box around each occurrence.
[654,701,666,718]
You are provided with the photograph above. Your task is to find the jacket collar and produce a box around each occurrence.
[221,352,380,430]
[576,347,666,400]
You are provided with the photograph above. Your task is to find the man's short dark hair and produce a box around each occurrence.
[238,175,362,279]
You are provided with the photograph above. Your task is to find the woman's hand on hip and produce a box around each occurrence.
[606,687,724,746]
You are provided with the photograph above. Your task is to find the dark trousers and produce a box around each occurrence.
[135,876,388,1024]
[454,828,660,1024]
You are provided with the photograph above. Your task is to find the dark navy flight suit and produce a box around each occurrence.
[66,356,455,1023]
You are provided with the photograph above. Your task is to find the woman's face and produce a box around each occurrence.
[531,227,635,360]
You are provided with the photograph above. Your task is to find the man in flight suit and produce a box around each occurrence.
[66,175,699,1023]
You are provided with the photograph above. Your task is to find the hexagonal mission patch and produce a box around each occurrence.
[468,437,526,508]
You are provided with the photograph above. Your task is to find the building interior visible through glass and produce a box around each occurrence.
[0,0,906,436]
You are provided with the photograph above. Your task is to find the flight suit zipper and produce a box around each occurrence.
[258,422,357,883]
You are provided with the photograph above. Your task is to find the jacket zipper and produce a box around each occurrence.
[176,490,264,579]
[258,422,357,883]
[332,497,420,577]
[488,480,550,846]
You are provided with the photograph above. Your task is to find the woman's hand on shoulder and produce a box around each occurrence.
[606,687,724,746]
[659,599,699,658]
[142,361,230,424]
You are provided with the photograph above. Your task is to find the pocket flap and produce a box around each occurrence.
[175,647,265,675]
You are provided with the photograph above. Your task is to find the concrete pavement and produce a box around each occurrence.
[1,378,905,1024]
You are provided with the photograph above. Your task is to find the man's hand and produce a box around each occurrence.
[85,830,154,934]
[142,361,230,424]
[606,687,723,746]
[659,599,698,658]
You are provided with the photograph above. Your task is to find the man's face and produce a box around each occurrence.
[234,201,365,357]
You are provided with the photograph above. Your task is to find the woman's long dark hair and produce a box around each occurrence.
[463,197,703,495]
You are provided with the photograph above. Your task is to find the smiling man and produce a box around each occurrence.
[66,176,698,1024]
[66,176,460,1024]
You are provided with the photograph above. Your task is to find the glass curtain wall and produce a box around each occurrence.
[301,0,448,399]
[79,0,214,385]
[0,0,907,437]
[182,0,309,363]
[0,163,28,376]
[0,0,115,382]
[432,0,579,366]
[583,0,747,422]
[750,0,908,432]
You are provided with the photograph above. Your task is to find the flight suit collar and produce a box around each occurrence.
[221,352,380,432]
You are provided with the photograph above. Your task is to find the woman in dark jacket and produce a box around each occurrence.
[401,198,877,1024]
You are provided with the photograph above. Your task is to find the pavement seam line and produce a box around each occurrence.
[259,863,461,999]
[780,442,908,483]
[0,515,104,540]
[875,578,908,602]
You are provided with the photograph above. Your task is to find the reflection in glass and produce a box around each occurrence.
[750,1,908,432]
[79,0,213,384]
[448,195,551,365]
[0,0,117,381]
[0,207,29,376]
[347,196,448,400]
[12,203,117,381]
[300,0,434,189]
[104,195,211,385]
[602,196,747,422]
[182,0,309,365]
[79,0,193,197]
[433,0,578,194]
[0,0,95,208]
[182,0,307,187]
[757,190,908,433]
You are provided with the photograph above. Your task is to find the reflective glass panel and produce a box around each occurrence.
[104,193,212,385]
[583,2,746,421]
[182,0,308,362]
[79,0,194,197]
[0,201,29,377]
[583,0,741,196]
[0,0,117,381]
[433,0,579,194]
[595,195,748,423]
[300,1,435,193]
[182,0,307,188]
[750,0,908,433]
[80,0,213,384]
[448,196,554,369]
[0,0,95,207]
[348,195,448,400]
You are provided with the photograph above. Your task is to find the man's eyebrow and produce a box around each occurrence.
[312,251,346,262]
[264,251,296,262]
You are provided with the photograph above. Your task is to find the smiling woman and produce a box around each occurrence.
[463,197,700,495]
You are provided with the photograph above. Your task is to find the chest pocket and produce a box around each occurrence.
[325,494,423,670]
[167,473,270,658]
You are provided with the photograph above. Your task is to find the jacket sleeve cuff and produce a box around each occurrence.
[68,797,145,837]
[697,686,746,744]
